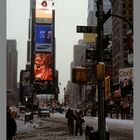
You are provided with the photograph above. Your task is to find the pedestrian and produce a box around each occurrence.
[65,108,75,135]
[75,111,85,136]
[7,108,17,140]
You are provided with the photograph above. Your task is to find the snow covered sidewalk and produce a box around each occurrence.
[15,113,133,133]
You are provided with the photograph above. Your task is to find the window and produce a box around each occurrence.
[122,3,126,8]
[129,3,132,8]
[123,24,127,29]
[123,45,128,51]
[122,10,126,15]
[123,39,127,44]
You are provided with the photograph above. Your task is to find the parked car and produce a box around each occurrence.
[38,107,50,118]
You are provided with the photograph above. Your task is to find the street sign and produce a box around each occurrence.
[86,50,98,60]
[76,26,97,33]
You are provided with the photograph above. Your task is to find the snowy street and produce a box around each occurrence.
[13,113,133,140]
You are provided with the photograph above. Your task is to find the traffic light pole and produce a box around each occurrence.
[95,1,133,140]
[96,0,106,140]
[30,2,35,120]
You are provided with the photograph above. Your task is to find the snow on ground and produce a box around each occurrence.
[16,112,133,133]
[14,113,86,140]
[13,113,133,140]
[51,112,133,128]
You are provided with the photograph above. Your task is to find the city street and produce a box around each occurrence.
[13,113,133,140]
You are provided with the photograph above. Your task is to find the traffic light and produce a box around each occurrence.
[103,35,109,49]
[72,67,88,83]
[93,62,105,81]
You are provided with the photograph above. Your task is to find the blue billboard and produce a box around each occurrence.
[35,24,52,52]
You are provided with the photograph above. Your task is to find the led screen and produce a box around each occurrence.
[35,24,52,52]
[34,52,53,81]
[36,0,53,23]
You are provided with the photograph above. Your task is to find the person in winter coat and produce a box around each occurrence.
[75,111,85,136]
[65,108,75,135]
[7,110,17,140]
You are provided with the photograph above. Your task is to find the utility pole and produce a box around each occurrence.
[96,0,106,140]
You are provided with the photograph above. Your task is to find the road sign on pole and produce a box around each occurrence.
[76,26,97,33]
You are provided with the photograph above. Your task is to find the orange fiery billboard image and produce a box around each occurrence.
[34,52,53,81]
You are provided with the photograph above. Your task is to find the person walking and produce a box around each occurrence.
[75,111,85,136]
[7,108,17,140]
[65,108,75,135]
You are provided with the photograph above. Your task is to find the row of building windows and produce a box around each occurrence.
[122,3,132,9]
[122,10,133,16]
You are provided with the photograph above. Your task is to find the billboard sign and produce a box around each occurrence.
[119,67,133,96]
[34,52,53,81]
[36,0,53,23]
[35,24,52,52]
[119,67,133,81]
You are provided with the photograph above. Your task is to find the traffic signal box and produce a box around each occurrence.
[72,67,88,83]
[93,62,105,81]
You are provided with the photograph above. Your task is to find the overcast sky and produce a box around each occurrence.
[7,0,88,101]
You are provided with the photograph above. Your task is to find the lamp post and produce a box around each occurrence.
[96,1,106,140]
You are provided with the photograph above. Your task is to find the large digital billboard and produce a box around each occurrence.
[36,0,53,23]
[35,24,52,52]
[34,52,53,81]
[119,67,133,96]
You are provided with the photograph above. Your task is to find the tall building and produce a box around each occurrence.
[73,43,86,67]
[20,0,59,107]
[87,0,112,35]
[110,0,133,85]
[7,39,18,106]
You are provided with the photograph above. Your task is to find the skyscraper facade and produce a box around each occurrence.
[110,0,133,84]
[7,39,18,105]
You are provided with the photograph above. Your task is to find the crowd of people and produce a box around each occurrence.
[65,94,133,136]
[73,95,133,120]
[105,95,133,119]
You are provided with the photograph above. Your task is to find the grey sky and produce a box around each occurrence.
[7,0,87,101]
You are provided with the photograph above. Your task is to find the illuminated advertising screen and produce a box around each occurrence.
[35,24,52,52]
[34,52,53,81]
[36,0,53,23]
